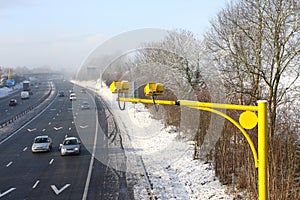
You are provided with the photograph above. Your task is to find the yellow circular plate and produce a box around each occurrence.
[239,111,258,129]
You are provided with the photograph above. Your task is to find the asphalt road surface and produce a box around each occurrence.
[0,81,51,125]
[0,80,133,200]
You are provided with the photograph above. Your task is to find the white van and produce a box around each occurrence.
[69,93,77,101]
[21,91,29,99]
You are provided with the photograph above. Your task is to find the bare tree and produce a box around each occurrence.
[204,0,300,199]
[131,29,214,157]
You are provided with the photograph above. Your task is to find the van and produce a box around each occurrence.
[21,91,29,99]
[69,93,77,101]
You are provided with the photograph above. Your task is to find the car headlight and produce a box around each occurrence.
[74,148,79,151]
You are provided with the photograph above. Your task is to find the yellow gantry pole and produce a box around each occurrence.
[257,100,268,200]
[117,96,268,200]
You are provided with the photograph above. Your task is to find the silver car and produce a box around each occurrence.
[59,137,81,156]
[31,135,52,153]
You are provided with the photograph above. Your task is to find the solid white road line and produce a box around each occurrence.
[49,159,54,165]
[0,188,16,197]
[82,97,99,200]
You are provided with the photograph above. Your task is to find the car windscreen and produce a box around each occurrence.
[63,139,77,145]
[34,138,48,143]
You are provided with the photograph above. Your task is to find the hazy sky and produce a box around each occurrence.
[0,0,228,71]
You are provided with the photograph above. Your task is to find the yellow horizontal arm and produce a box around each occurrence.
[118,97,177,105]
[118,98,258,111]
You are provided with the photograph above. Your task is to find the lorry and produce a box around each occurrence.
[23,80,30,91]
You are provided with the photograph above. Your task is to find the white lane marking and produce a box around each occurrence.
[27,128,36,132]
[51,184,70,195]
[69,127,72,131]
[42,128,46,132]
[32,180,40,189]
[80,125,88,129]
[52,117,55,120]
[50,108,56,111]
[23,147,28,151]
[48,122,52,125]
[0,188,16,197]
[49,159,54,165]
[53,127,63,131]
[6,162,13,167]
[72,121,74,124]
[82,106,99,200]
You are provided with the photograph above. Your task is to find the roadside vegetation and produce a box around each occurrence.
[102,0,300,199]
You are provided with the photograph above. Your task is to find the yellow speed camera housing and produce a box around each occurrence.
[110,81,122,93]
[144,83,164,96]
[110,81,129,93]
[121,81,129,93]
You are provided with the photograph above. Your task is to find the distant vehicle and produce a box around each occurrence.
[69,93,77,101]
[58,91,65,97]
[9,99,17,106]
[81,101,90,109]
[31,135,53,153]
[21,91,29,99]
[59,137,81,156]
[23,80,30,91]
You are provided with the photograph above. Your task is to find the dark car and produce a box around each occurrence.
[9,99,17,106]
[81,101,90,109]
[58,91,65,97]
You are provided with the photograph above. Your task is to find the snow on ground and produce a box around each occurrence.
[0,84,22,98]
[77,80,234,200]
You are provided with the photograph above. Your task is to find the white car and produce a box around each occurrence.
[31,136,52,153]
[59,137,81,156]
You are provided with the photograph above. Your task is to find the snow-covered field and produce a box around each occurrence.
[77,80,234,200]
